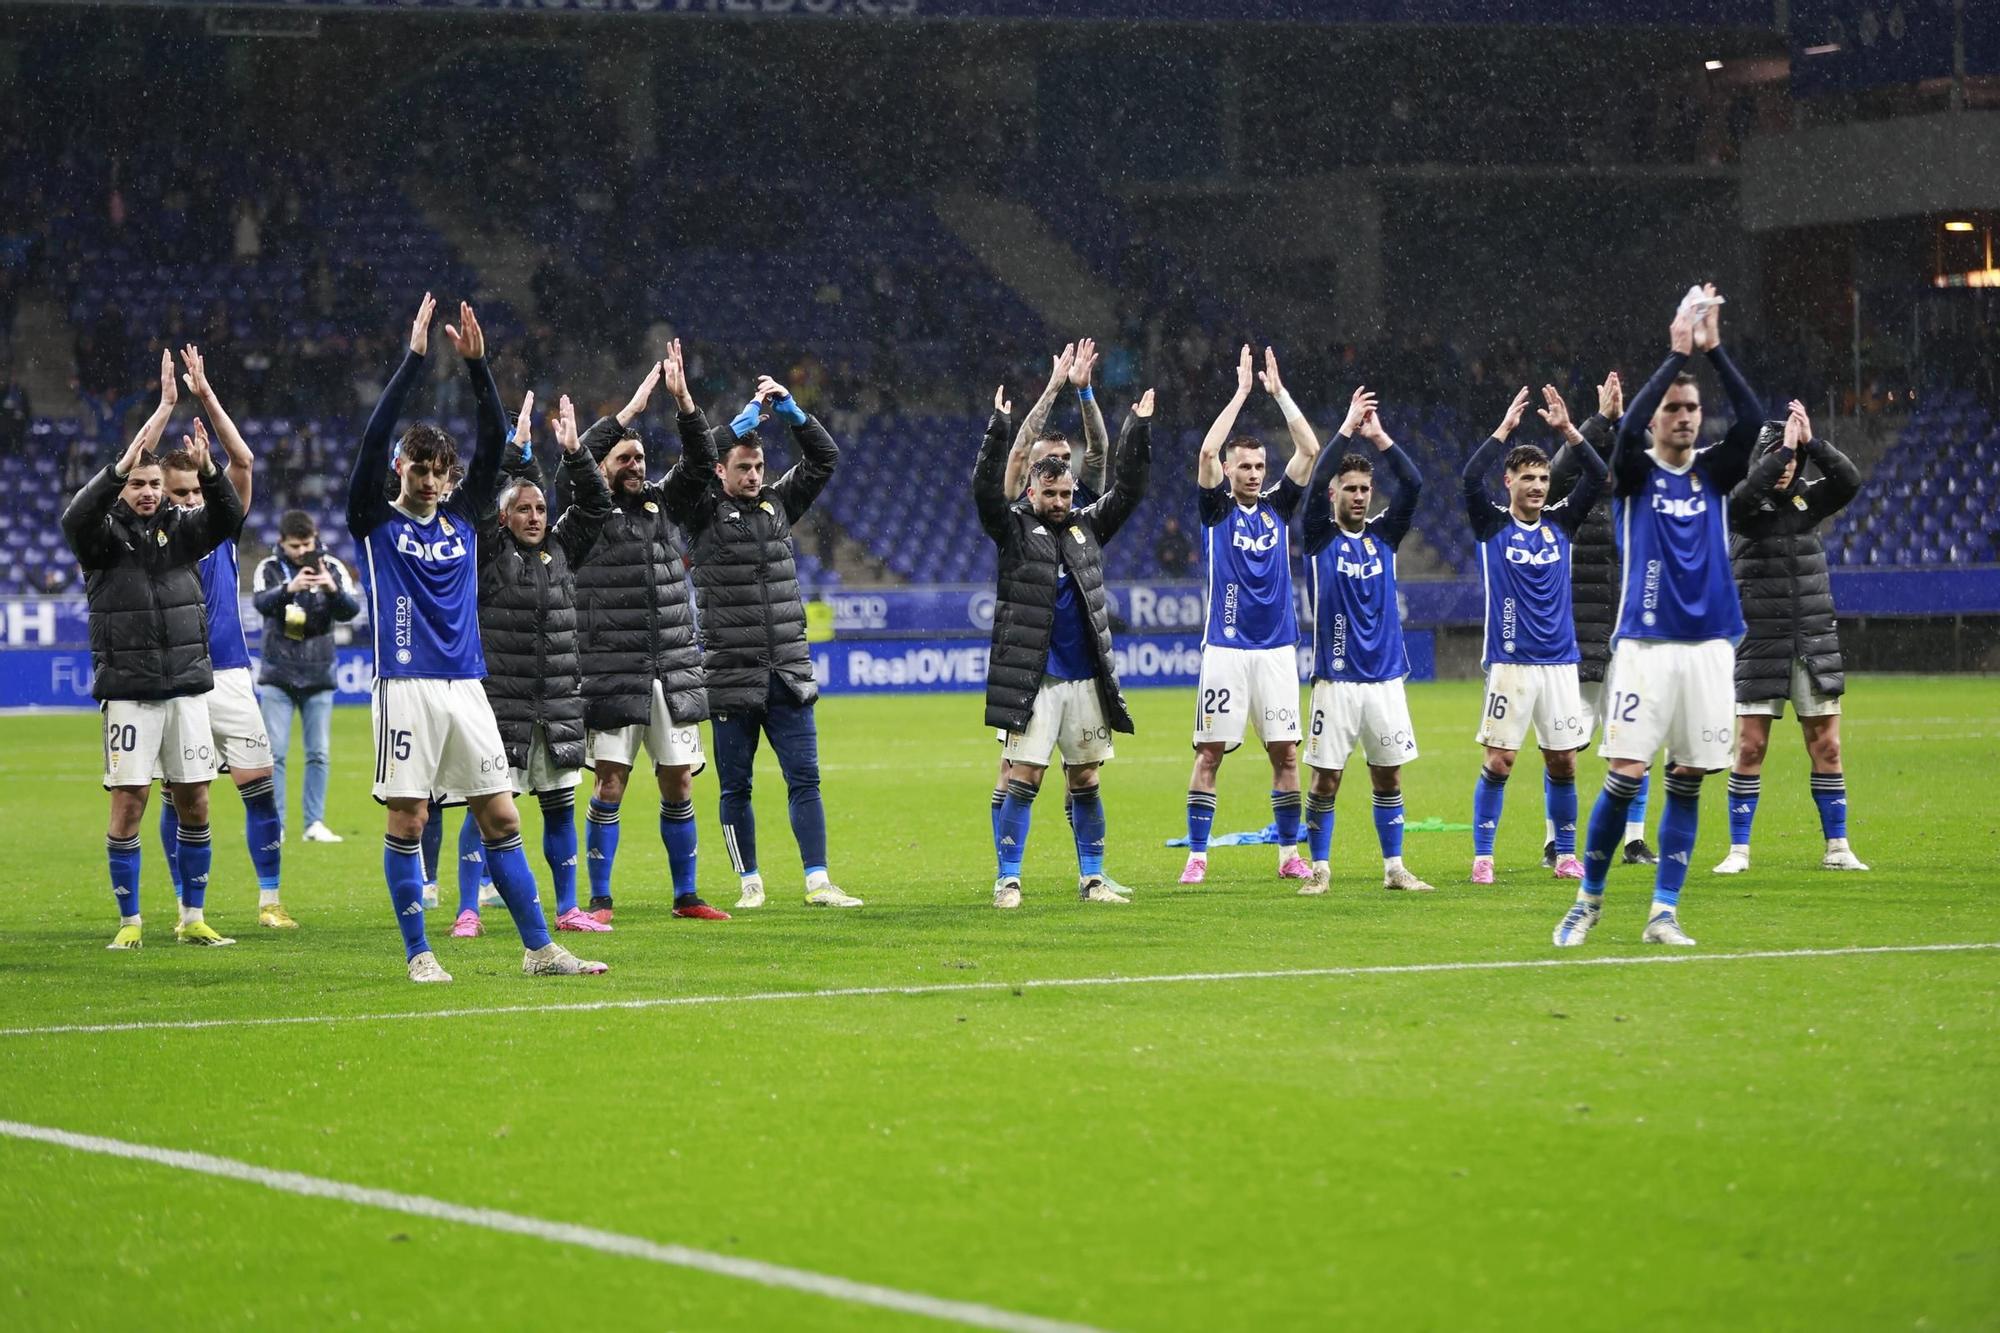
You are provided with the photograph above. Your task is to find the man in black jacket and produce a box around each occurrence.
[62,353,245,950]
[666,372,861,910]
[1714,399,1868,876]
[253,509,361,843]
[453,392,617,937]
[573,345,729,922]
[976,383,1155,910]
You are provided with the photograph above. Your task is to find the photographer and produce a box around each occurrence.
[252,510,360,842]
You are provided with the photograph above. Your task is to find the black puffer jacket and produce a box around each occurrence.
[667,409,838,713]
[477,449,615,773]
[573,412,714,729]
[62,461,244,702]
[1726,432,1861,703]
[1548,412,1618,683]
[974,408,1151,734]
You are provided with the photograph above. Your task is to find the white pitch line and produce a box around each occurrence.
[0,1120,1104,1333]
[1,942,1993,1040]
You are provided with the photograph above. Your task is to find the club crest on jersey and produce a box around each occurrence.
[439,517,455,536]
[1363,538,1377,556]
[155,530,168,546]
[644,501,659,513]
[1793,494,1809,510]
[539,551,552,564]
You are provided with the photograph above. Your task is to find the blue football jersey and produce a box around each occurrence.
[1306,526,1407,683]
[361,503,485,679]
[1198,476,1303,651]
[1613,452,1746,645]
[1475,518,1578,669]
[197,539,252,673]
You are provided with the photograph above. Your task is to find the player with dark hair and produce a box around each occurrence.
[345,294,605,983]
[154,345,292,929]
[253,507,360,846]
[63,351,245,949]
[1546,371,1658,866]
[572,345,726,921]
[1714,398,1867,875]
[1553,290,1762,948]
[667,372,859,909]
[977,382,1155,908]
[1459,385,1607,884]
[450,392,615,937]
[1180,344,1318,888]
[1298,387,1434,894]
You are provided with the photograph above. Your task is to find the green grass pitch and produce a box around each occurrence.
[1,676,1995,1331]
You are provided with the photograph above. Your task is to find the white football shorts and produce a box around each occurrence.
[1303,678,1419,771]
[372,677,512,803]
[1599,638,1736,771]
[1474,661,1587,753]
[103,696,216,789]
[1736,657,1841,720]
[1192,644,1304,749]
[587,680,706,775]
[1002,678,1115,769]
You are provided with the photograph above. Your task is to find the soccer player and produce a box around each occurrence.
[1180,345,1316,887]
[1552,294,1762,948]
[252,508,360,844]
[573,346,726,921]
[1546,371,1660,867]
[1298,387,1434,895]
[992,340,1131,894]
[1460,385,1607,883]
[976,383,1155,908]
[63,351,244,949]
[453,392,615,937]
[1715,399,1867,874]
[668,372,861,909]
[154,346,291,929]
[346,294,605,983]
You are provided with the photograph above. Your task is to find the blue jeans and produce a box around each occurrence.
[260,686,334,831]
[710,674,827,877]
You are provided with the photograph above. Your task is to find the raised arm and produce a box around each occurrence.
[180,344,253,510]
[1086,391,1155,546]
[1300,388,1375,556]
[65,353,179,565]
[1534,383,1605,534]
[444,303,506,517]
[167,421,245,561]
[975,387,1017,545]
[1461,387,1530,540]
[1613,314,1694,498]
[655,341,715,521]
[1259,346,1321,490]
[1197,343,1253,489]
[1004,344,1076,496]
[1800,425,1862,522]
[1072,339,1111,494]
[549,395,615,566]
[1364,407,1423,549]
[347,295,433,537]
[762,376,839,523]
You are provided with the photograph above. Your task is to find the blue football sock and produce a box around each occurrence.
[1271,789,1302,849]
[1582,770,1643,896]
[238,776,283,894]
[1626,770,1652,840]
[996,778,1036,879]
[158,799,183,897]
[420,811,444,884]
[176,821,212,911]
[1305,792,1336,863]
[1472,766,1508,857]
[660,798,699,902]
[484,832,553,951]
[1727,771,1761,846]
[991,786,1007,847]
[1809,771,1848,840]
[538,790,579,916]
[1069,787,1106,878]
[1653,771,1704,913]
[1545,772,1578,855]
[786,777,828,873]
[1186,789,1217,854]
[1371,791,1406,861]
[108,834,142,919]
[384,834,430,960]
[456,814,487,914]
[585,796,620,902]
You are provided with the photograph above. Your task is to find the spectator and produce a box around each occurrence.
[252,510,360,842]
[1154,515,1196,579]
